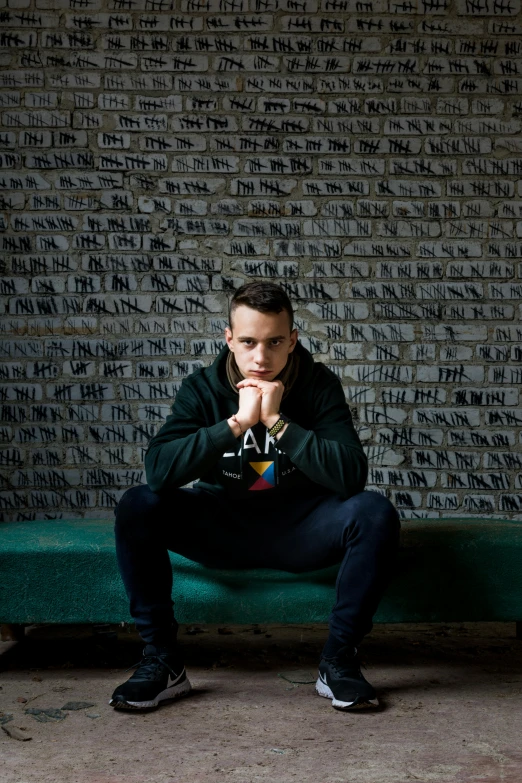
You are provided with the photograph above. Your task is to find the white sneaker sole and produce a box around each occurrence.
[109,677,192,710]
[315,677,379,710]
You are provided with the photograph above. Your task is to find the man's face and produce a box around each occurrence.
[225,305,298,381]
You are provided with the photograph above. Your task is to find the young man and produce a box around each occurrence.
[111,282,400,712]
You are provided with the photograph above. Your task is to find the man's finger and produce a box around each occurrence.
[237,379,266,389]
[237,379,283,390]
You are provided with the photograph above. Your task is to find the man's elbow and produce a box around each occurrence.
[359,453,369,490]
[349,452,368,495]
[144,473,164,495]
[334,452,367,497]
[144,448,165,494]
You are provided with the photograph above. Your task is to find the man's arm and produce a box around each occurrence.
[276,379,368,497]
[144,382,235,493]
[144,380,261,493]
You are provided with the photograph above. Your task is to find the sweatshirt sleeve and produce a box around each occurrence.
[144,379,238,493]
[276,375,368,498]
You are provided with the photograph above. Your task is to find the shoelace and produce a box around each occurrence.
[328,650,365,680]
[125,653,179,681]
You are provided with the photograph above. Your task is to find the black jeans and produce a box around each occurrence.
[114,485,400,647]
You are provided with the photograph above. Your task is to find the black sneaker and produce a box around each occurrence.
[316,646,379,711]
[109,644,191,710]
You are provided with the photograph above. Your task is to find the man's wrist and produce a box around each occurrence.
[227,415,245,438]
[263,413,280,430]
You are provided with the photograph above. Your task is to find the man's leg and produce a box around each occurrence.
[252,490,400,645]
[114,483,248,645]
[250,490,400,710]
[114,484,177,647]
[324,490,401,650]
[312,491,399,710]
[111,483,245,710]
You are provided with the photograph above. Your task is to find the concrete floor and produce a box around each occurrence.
[0,622,521,783]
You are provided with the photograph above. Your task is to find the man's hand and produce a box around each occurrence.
[236,379,284,430]
[235,385,263,431]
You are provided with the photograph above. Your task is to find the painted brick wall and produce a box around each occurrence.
[1,0,521,521]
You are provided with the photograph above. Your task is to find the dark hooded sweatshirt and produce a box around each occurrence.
[144,341,368,502]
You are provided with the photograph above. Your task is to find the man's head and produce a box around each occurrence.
[225,282,298,381]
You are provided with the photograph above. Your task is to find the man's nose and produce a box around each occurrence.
[253,344,268,365]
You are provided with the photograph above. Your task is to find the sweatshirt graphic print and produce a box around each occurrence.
[219,423,298,493]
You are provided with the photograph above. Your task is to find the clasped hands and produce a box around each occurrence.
[233,378,284,434]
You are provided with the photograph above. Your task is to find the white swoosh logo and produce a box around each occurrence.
[167,671,184,688]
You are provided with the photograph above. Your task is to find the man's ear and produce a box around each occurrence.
[288,329,298,352]
[225,326,233,350]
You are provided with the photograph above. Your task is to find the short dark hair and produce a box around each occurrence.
[229,281,294,331]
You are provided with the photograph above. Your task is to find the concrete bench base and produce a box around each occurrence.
[1,518,522,629]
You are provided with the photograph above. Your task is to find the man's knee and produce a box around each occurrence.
[345,490,400,540]
[115,485,163,537]
[358,489,399,518]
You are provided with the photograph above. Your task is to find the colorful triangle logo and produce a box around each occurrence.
[248,461,275,491]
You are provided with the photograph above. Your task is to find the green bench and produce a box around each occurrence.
[1,518,522,639]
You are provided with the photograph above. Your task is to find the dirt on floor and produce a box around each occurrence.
[1,622,521,783]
